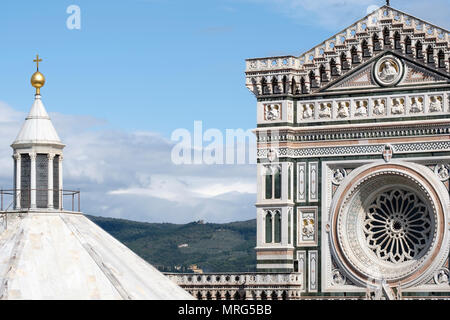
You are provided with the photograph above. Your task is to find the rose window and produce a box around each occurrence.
[363,189,432,264]
[330,164,449,287]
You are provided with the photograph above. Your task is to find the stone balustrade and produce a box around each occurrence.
[165,272,303,300]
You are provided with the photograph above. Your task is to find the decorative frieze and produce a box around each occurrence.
[258,140,450,159]
[296,91,449,124]
[256,122,450,143]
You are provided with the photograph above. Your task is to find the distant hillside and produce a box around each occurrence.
[87,215,257,273]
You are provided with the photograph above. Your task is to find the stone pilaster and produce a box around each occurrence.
[29,152,37,209]
[13,153,21,210]
[47,153,54,208]
[59,155,64,210]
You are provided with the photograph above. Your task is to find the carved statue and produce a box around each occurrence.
[429,96,443,113]
[337,102,349,118]
[379,61,398,81]
[302,104,314,119]
[436,164,449,181]
[332,270,345,286]
[436,270,449,284]
[265,104,280,121]
[373,99,386,115]
[332,168,346,184]
[319,103,331,118]
[410,97,423,113]
[302,219,315,237]
[355,100,368,116]
[391,98,405,115]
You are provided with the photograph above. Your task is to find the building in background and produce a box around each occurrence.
[168,3,450,300]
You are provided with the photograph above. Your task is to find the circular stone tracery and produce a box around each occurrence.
[363,189,432,264]
[330,163,449,287]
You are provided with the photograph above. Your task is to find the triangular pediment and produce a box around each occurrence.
[322,51,450,92]
[245,5,450,97]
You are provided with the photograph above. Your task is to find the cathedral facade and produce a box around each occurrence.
[244,4,450,298]
[168,4,450,299]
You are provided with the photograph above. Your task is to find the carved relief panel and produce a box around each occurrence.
[297,206,318,247]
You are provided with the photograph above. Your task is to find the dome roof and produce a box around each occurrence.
[0,212,194,300]
[12,95,63,148]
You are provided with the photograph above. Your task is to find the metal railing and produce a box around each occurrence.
[0,188,81,213]
[0,189,21,231]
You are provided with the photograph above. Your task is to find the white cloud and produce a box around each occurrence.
[241,0,449,30]
[0,100,256,224]
[109,175,256,202]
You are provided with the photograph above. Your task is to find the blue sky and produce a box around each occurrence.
[0,0,448,223]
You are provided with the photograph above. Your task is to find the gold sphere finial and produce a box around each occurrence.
[31,54,45,95]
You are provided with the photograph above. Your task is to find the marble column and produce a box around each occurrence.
[47,154,54,209]
[14,153,21,210]
[59,155,64,210]
[29,152,37,209]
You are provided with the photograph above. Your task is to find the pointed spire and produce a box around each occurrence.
[12,59,63,147]
[12,96,63,146]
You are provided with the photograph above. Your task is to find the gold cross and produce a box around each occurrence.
[33,54,42,71]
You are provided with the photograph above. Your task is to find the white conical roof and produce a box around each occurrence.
[0,212,194,300]
[12,95,63,147]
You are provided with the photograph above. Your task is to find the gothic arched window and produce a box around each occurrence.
[274,211,281,243]
[271,77,278,94]
[309,71,317,88]
[394,32,401,50]
[264,165,281,200]
[341,52,349,70]
[362,40,370,57]
[265,212,272,243]
[427,45,434,64]
[373,33,381,51]
[288,166,292,200]
[351,46,358,64]
[416,41,423,59]
[288,211,292,244]
[438,50,445,68]
[383,27,390,46]
[282,75,288,94]
[274,167,281,199]
[300,77,307,93]
[261,78,268,94]
[264,166,273,199]
[291,77,297,94]
[319,64,327,83]
[330,58,338,76]
[405,36,412,54]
